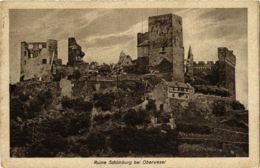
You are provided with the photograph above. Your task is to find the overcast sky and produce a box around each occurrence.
[9,8,248,106]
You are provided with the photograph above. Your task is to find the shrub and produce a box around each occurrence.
[193,85,230,97]
[212,100,226,116]
[93,114,110,124]
[119,80,145,93]
[159,113,171,123]
[86,132,106,152]
[110,127,178,155]
[10,120,30,147]
[146,99,156,111]
[231,100,245,110]
[123,109,150,126]
[10,98,25,119]
[19,91,29,102]
[61,97,93,112]
[74,100,93,112]
[99,64,112,76]
[111,112,121,121]
[177,123,211,134]
[69,113,91,135]
[79,145,90,157]
[61,97,74,109]
[27,99,42,118]
[94,93,115,111]
[37,89,53,106]
[42,133,67,151]
[27,133,67,157]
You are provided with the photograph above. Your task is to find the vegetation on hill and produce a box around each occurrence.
[10,79,248,157]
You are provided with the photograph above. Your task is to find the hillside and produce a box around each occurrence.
[10,79,248,157]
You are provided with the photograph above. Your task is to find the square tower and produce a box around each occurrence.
[148,13,184,82]
[218,47,236,98]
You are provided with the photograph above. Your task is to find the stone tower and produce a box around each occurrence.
[148,13,184,82]
[185,45,194,77]
[218,47,236,98]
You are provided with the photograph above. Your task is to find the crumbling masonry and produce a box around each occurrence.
[67,37,85,66]
[20,39,60,81]
[185,46,236,98]
[137,13,185,82]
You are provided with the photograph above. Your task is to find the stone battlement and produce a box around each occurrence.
[193,61,215,66]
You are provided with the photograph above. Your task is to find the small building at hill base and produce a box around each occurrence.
[166,81,194,99]
[152,79,194,101]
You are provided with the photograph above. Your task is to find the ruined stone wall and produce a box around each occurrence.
[193,61,215,76]
[218,47,236,98]
[20,39,58,81]
[68,37,85,66]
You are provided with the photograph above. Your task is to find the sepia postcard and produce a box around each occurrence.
[0,1,259,168]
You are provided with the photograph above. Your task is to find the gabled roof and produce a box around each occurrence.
[167,81,192,89]
[118,51,133,65]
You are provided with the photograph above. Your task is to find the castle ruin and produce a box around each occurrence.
[67,37,85,66]
[185,46,236,98]
[19,13,236,99]
[20,39,60,81]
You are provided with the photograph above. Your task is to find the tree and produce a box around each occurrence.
[37,89,53,107]
[69,112,91,135]
[99,63,112,76]
[28,133,67,157]
[94,93,115,111]
[231,100,245,110]
[10,98,25,119]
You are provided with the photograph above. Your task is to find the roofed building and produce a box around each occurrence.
[117,51,133,67]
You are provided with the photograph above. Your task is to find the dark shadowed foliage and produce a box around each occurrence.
[85,132,106,152]
[123,109,150,126]
[110,127,178,155]
[212,100,226,116]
